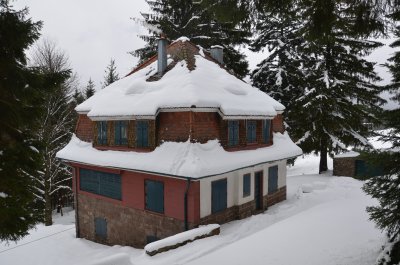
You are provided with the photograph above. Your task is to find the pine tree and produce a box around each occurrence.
[102,59,119,88]
[363,9,400,265]
[31,39,74,226]
[85,78,95,98]
[251,0,385,172]
[0,0,43,241]
[133,0,250,79]
[251,0,306,134]
[72,88,85,106]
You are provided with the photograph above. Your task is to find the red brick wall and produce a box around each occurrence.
[157,112,220,144]
[76,114,93,142]
[74,164,200,223]
[272,114,285,133]
[73,164,201,247]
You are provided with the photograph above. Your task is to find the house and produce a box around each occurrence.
[56,36,302,248]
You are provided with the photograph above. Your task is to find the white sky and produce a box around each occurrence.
[12,0,398,109]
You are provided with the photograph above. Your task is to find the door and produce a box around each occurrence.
[254,171,263,210]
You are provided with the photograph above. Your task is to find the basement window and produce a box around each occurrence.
[268,166,278,194]
[94,217,107,239]
[243,174,251,197]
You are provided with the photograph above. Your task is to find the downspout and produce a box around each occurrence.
[74,167,80,238]
[184,178,191,231]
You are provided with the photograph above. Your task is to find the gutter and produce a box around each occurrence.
[74,167,80,238]
[184,179,191,231]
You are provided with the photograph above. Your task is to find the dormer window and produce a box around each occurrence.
[246,120,257,143]
[97,121,107,145]
[228,120,239,146]
[136,120,149,147]
[114,121,128,146]
[263,120,271,144]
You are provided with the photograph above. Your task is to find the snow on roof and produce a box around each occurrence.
[56,132,302,179]
[334,151,360,158]
[75,42,284,119]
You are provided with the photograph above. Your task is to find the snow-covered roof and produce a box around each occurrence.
[75,40,285,120]
[56,132,302,179]
[334,151,360,158]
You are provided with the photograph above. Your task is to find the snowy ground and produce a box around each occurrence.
[0,154,385,265]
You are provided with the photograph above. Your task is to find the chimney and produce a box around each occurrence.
[210,45,224,65]
[157,34,168,75]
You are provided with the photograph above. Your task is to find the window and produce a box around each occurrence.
[243,174,251,197]
[246,120,257,143]
[79,169,122,200]
[263,120,271,144]
[95,217,107,239]
[146,235,159,244]
[136,121,149,147]
[114,121,128,145]
[228,120,239,146]
[268,166,278,194]
[97,121,107,145]
[211,179,227,213]
[145,180,164,213]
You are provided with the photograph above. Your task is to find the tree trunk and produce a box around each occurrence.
[44,168,53,226]
[319,145,328,174]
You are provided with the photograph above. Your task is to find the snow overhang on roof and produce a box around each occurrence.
[75,39,285,120]
[56,132,302,179]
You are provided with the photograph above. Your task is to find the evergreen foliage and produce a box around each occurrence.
[251,0,385,172]
[363,8,400,265]
[133,0,250,79]
[0,0,44,241]
[102,58,119,88]
[31,40,74,226]
[85,78,95,99]
[72,88,85,106]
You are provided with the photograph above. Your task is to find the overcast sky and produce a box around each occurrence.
[12,0,397,109]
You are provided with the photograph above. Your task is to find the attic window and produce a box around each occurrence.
[97,121,107,145]
[136,121,149,148]
[246,120,257,143]
[263,120,271,144]
[114,121,128,146]
[228,121,239,146]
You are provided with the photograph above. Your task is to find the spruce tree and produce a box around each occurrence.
[363,9,400,265]
[85,78,95,98]
[251,0,306,134]
[133,0,250,79]
[102,58,119,88]
[0,0,43,241]
[251,0,385,172]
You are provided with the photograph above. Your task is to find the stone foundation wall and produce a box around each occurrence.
[199,186,286,225]
[333,157,356,177]
[77,193,194,248]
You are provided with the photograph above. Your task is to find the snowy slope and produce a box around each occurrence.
[0,155,385,265]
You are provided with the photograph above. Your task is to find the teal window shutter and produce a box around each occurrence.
[145,180,164,213]
[79,169,121,200]
[246,121,256,143]
[263,120,271,144]
[114,121,128,145]
[243,174,251,197]
[211,179,227,213]
[95,217,107,239]
[97,121,107,145]
[137,121,149,147]
[268,166,278,193]
[228,121,239,146]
